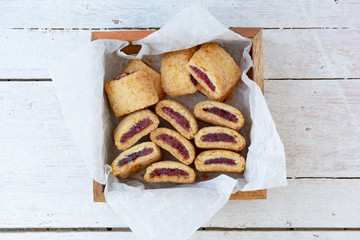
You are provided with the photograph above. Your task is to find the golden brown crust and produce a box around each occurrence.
[194,101,244,130]
[186,43,241,101]
[194,150,245,173]
[194,126,246,151]
[150,128,195,165]
[111,142,162,179]
[124,59,165,100]
[114,109,159,150]
[144,161,195,183]
[155,100,198,139]
[161,47,198,98]
[104,70,159,116]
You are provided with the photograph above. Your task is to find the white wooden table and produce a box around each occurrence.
[1,1,359,239]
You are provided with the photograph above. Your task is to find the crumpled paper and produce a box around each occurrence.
[49,3,286,240]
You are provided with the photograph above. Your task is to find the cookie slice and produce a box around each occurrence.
[104,70,159,116]
[194,126,246,151]
[150,128,195,165]
[195,150,245,173]
[144,161,195,183]
[111,142,162,179]
[186,43,241,101]
[194,101,244,130]
[114,109,159,150]
[161,47,198,98]
[155,100,198,139]
[124,59,165,100]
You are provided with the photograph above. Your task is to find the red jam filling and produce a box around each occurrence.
[156,134,189,159]
[114,70,136,80]
[204,157,236,165]
[118,147,154,167]
[200,133,236,143]
[120,118,153,143]
[150,168,189,178]
[162,107,190,131]
[203,107,238,123]
[190,75,198,86]
[190,66,216,91]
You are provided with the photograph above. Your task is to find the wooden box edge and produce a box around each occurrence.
[92,28,266,203]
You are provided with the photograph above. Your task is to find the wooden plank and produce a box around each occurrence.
[1,0,359,28]
[1,231,359,240]
[1,29,359,79]
[0,79,359,177]
[91,28,265,202]
[0,178,359,228]
[265,80,360,177]
[209,179,360,228]
[1,81,360,228]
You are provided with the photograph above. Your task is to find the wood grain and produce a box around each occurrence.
[265,80,360,177]
[0,80,358,177]
[91,28,265,202]
[1,231,359,240]
[0,81,360,228]
[1,29,359,79]
[1,0,359,28]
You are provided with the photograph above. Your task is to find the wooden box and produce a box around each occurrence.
[91,28,266,202]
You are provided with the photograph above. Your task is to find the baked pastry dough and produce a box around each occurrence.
[124,59,165,100]
[155,100,198,139]
[114,109,159,150]
[144,161,195,183]
[150,128,195,165]
[194,101,244,130]
[161,47,198,98]
[186,43,241,101]
[104,70,159,116]
[195,150,245,173]
[111,142,162,179]
[194,126,246,151]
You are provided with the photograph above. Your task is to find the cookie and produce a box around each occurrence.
[155,100,198,139]
[186,43,241,101]
[194,126,246,151]
[104,70,159,116]
[194,101,244,130]
[194,150,245,173]
[144,161,195,183]
[124,59,165,100]
[150,128,195,165]
[161,47,198,98]
[111,142,162,179]
[114,109,159,150]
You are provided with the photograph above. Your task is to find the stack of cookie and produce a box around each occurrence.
[105,42,246,184]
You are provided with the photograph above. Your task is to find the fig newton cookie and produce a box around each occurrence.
[194,126,246,151]
[194,101,244,130]
[155,100,198,139]
[150,128,195,165]
[187,43,242,101]
[124,59,165,100]
[114,109,159,150]
[111,142,162,179]
[144,161,196,183]
[161,47,198,98]
[104,70,159,116]
[195,150,245,173]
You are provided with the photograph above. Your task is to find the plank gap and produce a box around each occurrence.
[0,79,51,82]
[265,78,360,81]
[0,227,359,232]
[292,177,360,180]
[4,27,358,31]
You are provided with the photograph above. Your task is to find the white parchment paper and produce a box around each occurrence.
[49,4,286,240]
